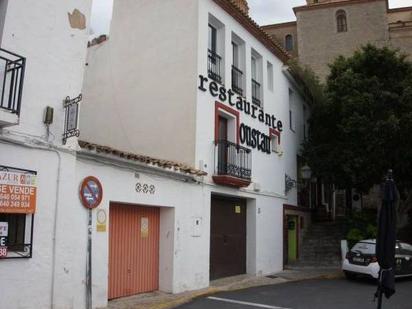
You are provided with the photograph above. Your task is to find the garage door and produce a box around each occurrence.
[109,203,160,299]
[210,196,246,280]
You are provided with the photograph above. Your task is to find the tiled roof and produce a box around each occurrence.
[78,141,207,177]
[213,0,291,63]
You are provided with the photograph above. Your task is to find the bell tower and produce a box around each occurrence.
[232,0,249,15]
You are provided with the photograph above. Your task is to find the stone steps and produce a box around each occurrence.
[294,220,345,268]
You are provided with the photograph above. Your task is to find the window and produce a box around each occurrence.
[285,34,293,51]
[0,214,26,251]
[208,24,217,52]
[289,89,295,132]
[271,135,280,153]
[232,42,239,68]
[267,62,273,91]
[251,56,257,80]
[336,10,347,33]
[232,42,243,95]
[251,50,263,106]
[208,23,222,84]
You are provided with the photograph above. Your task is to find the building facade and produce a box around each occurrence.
[0,0,311,308]
[80,0,311,304]
[263,0,412,80]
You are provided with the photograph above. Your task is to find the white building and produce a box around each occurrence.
[0,1,94,308]
[80,0,312,304]
[0,0,312,308]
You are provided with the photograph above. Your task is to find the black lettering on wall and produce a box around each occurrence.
[239,123,272,154]
[198,75,208,91]
[258,109,264,123]
[209,82,219,97]
[277,120,283,132]
[219,86,227,102]
[236,96,243,111]
[251,105,258,119]
[228,89,236,106]
[244,100,251,115]
[271,115,277,129]
[265,113,271,127]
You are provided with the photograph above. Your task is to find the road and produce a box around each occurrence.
[178,278,412,309]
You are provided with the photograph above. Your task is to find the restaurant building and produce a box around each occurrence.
[80,0,312,304]
[0,0,312,308]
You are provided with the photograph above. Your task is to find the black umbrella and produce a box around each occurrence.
[375,170,397,309]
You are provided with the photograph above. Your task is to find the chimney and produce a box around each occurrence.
[233,0,249,15]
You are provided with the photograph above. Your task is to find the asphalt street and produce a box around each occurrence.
[178,278,412,309]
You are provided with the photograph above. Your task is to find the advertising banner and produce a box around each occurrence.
[0,168,37,214]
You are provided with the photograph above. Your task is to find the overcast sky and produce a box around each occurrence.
[90,0,412,37]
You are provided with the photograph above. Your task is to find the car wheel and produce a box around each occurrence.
[344,271,357,280]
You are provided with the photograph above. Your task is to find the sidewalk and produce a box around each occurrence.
[106,268,342,309]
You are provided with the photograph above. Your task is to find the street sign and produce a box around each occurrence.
[79,176,103,209]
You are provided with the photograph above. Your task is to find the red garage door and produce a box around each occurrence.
[109,203,160,299]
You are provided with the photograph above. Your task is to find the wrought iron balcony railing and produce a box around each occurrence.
[252,78,261,107]
[231,65,243,96]
[208,49,222,84]
[214,140,251,180]
[0,48,26,115]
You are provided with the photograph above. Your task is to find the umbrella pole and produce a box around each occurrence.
[377,269,383,309]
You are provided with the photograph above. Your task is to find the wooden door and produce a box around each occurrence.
[210,196,246,280]
[108,203,160,299]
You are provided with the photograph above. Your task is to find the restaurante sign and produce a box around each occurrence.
[198,75,283,154]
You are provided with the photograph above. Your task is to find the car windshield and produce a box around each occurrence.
[352,242,375,254]
[400,243,412,254]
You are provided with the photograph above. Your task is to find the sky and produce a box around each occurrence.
[90,0,412,37]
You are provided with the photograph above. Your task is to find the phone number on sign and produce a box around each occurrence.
[0,246,7,258]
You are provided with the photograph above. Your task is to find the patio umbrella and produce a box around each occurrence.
[375,170,397,309]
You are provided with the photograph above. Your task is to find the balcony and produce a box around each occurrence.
[213,140,252,188]
[0,48,25,127]
[208,49,222,84]
[231,65,243,96]
[251,78,261,107]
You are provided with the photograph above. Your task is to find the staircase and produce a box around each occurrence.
[291,220,345,268]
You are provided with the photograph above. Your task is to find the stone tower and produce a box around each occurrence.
[232,0,249,15]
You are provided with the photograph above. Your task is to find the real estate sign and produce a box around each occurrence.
[0,168,37,214]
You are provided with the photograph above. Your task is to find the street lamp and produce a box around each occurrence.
[301,165,312,180]
[301,165,312,208]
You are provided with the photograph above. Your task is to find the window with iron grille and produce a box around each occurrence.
[336,10,347,33]
[208,23,223,84]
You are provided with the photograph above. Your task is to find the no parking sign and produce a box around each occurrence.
[79,176,103,209]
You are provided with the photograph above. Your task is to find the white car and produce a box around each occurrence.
[342,239,412,279]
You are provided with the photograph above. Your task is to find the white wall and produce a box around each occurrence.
[0,1,92,308]
[81,0,200,166]
[0,0,91,144]
[195,0,309,274]
[75,157,210,307]
[0,142,86,309]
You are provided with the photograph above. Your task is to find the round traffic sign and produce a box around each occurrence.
[79,176,103,209]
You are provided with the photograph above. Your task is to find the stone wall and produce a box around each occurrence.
[296,0,389,81]
[262,22,299,58]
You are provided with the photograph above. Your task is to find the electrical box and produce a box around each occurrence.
[191,217,202,237]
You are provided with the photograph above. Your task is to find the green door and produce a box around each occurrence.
[288,216,298,263]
